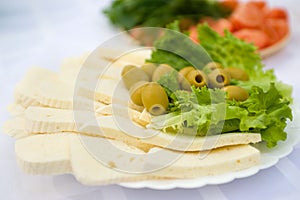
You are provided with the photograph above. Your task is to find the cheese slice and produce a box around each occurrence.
[14,67,112,111]
[24,106,153,152]
[59,55,124,85]
[7,103,25,117]
[148,145,260,178]
[37,77,107,110]
[14,67,56,108]
[99,48,151,66]
[2,117,30,139]
[76,78,126,105]
[70,135,158,185]
[15,134,71,175]
[14,133,260,185]
[24,106,261,152]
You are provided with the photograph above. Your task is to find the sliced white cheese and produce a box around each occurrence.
[99,48,151,66]
[148,145,260,178]
[70,135,156,185]
[37,77,75,109]
[77,78,126,105]
[25,106,76,133]
[7,103,26,117]
[24,106,261,152]
[24,106,153,152]
[14,67,56,108]
[14,133,260,183]
[15,134,71,175]
[2,117,30,139]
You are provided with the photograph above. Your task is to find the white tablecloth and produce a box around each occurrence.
[1,0,300,199]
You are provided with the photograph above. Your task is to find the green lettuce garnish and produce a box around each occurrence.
[149,84,292,147]
[148,22,293,148]
[197,24,292,98]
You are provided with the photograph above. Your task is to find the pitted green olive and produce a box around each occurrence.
[224,67,249,81]
[152,64,174,82]
[122,65,150,89]
[129,81,149,106]
[204,62,223,71]
[141,82,169,116]
[181,69,207,90]
[208,69,231,88]
[141,63,157,79]
[178,66,194,83]
[222,85,249,101]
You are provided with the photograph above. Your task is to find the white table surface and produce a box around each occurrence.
[1,0,300,199]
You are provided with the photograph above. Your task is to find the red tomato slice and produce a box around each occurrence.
[210,19,233,36]
[260,21,280,46]
[266,18,289,41]
[189,26,199,43]
[234,29,270,49]
[201,18,233,36]
[251,1,267,9]
[230,2,264,29]
[266,8,288,20]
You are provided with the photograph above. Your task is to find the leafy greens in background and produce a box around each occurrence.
[148,22,293,148]
[103,0,231,30]
[147,21,211,70]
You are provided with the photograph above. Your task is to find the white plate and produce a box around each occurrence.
[119,104,300,190]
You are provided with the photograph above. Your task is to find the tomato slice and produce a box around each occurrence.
[230,2,264,29]
[211,19,233,36]
[201,18,233,36]
[189,26,199,43]
[234,29,270,49]
[266,8,288,20]
[266,18,289,41]
[251,1,267,9]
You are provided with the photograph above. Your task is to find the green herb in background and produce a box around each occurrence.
[147,21,211,70]
[103,0,231,30]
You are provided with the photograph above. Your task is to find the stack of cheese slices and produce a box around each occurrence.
[3,49,261,186]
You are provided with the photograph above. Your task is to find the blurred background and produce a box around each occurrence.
[0,0,116,68]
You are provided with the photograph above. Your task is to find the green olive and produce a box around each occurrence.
[224,67,249,81]
[141,82,169,116]
[178,66,194,83]
[181,69,207,90]
[140,63,157,79]
[204,62,223,71]
[222,85,249,101]
[152,64,174,82]
[122,65,150,89]
[208,69,231,88]
[129,81,149,106]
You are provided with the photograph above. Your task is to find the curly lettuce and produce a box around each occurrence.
[147,22,293,148]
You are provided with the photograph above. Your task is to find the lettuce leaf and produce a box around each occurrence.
[148,23,293,148]
[150,83,292,147]
[197,24,292,98]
